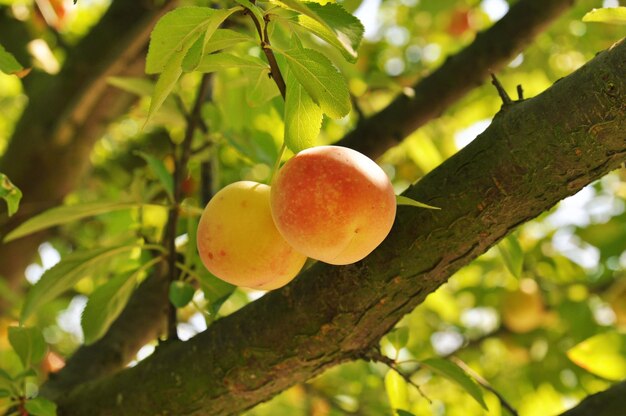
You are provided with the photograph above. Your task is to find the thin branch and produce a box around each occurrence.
[450,357,518,416]
[165,74,212,340]
[490,73,513,106]
[516,84,524,100]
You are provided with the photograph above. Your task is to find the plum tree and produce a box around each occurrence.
[270,146,396,265]
[196,181,307,290]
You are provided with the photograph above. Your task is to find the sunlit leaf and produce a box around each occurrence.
[8,326,46,369]
[384,369,409,411]
[582,7,626,25]
[567,332,626,380]
[107,76,154,97]
[0,172,22,217]
[21,243,143,323]
[194,53,267,73]
[396,195,440,210]
[281,44,350,118]
[246,68,280,107]
[386,326,410,351]
[0,43,23,75]
[421,358,487,410]
[496,234,524,279]
[284,67,322,152]
[81,258,159,345]
[4,201,143,243]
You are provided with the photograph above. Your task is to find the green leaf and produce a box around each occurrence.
[0,43,23,75]
[297,3,364,62]
[384,369,409,411]
[0,173,22,217]
[82,268,142,345]
[421,358,487,410]
[198,267,235,317]
[146,7,215,74]
[233,0,265,31]
[582,7,626,25]
[396,195,440,210]
[3,201,142,243]
[281,45,351,119]
[107,76,154,97]
[8,326,46,369]
[194,53,267,73]
[496,234,524,279]
[169,281,196,308]
[271,0,334,33]
[246,67,280,107]
[284,67,322,152]
[567,332,626,380]
[134,151,174,201]
[24,397,58,416]
[204,29,256,55]
[147,57,184,127]
[21,243,143,323]
[0,369,16,396]
[396,410,416,416]
[386,326,409,351]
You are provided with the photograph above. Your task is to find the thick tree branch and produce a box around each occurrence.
[337,0,575,159]
[558,380,626,416]
[56,38,626,416]
[39,0,575,401]
[0,0,177,290]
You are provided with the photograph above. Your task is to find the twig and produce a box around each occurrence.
[363,348,432,404]
[490,73,513,106]
[164,74,213,341]
[450,357,519,416]
[516,84,524,100]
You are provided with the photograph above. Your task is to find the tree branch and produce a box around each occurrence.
[336,0,576,159]
[55,38,626,416]
[38,0,576,401]
[558,380,626,416]
[0,0,178,292]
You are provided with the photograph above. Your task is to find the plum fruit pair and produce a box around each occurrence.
[196,146,397,290]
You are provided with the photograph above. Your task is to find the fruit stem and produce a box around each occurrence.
[270,142,287,184]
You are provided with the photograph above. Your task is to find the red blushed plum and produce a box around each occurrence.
[270,146,397,265]
[197,181,307,290]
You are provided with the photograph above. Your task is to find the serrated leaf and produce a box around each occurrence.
[24,397,57,416]
[297,2,364,62]
[282,45,350,118]
[146,57,184,127]
[8,326,46,369]
[204,29,256,54]
[134,151,174,201]
[0,43,23,75]
[82,270,139,345]
[246,67,280,107]
[0,173,22,217]
[169,281,196,308]
[146,7,215,74]
[3,201,141,243]
[567,332,626,380]
[182,7,243,71]
[284,67,322,152]
[384,370,409,411]
[107,76,154,97]
[396,195,440,210]
[21,243,142,323]
[386,326,409,351]
[582,7,626,25]
[496,234,524,279]
[421,358,487,410]
[271,0,334,33]
[195,53,267,73]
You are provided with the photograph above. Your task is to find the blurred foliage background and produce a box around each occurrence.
[0,0,625,415]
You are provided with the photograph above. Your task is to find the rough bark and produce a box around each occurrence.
[0,0,176,289]
[337,0,575,159]
[39,0,576,396]
[56,38,626,416]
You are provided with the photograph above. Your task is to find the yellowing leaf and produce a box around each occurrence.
[567,332,626,380]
